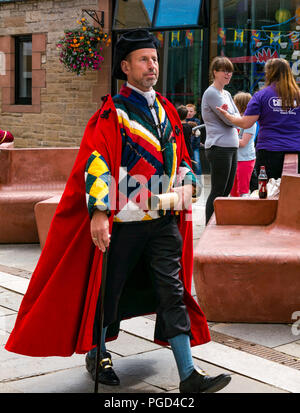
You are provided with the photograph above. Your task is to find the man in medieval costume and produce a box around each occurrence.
[5,30,231,393]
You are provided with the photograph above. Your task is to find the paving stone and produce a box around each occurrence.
[0,330,9,347]
[191,341,300,393]
[121,316,156,341]
[0,346,22,362]
[2,349,287,394]
[110,338,235,392]
[166,373,287,394]
[218,373,288,393]
[0,352,85,382]
[120,316,294,392]
[112,347,232,393]
[0,288,23,312]
[0,306,15,316]
[0,244,41,272]
[0,382,22,393]
[113,348,180,391]
[211,323,298,347]
[0,313,17,333]
[106,331,160,356]
[5,364,163,394]
[0,264,31,279]
[0,272,29,295]
[274,342,300,359]
[191,357,232,377]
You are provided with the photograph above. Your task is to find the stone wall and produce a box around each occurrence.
[0,0,112,147]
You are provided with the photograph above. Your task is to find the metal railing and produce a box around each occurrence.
[192,124,206,133]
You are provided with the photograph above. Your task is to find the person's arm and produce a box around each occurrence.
[239,132,253,148]
[90,210,110,253]
[187,121,197,128]
[217,92,261,129]
[172,183,193,210]
[205,89,239,127]
[216,106,258,129]
[174,159,201,209]
[85,150,111,252]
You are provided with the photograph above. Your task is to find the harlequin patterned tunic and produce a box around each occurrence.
[85,84,198,222]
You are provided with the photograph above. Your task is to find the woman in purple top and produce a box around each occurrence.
[217,58,300,179]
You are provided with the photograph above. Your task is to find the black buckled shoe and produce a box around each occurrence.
[179,368,231,393]
[85,351,120,386]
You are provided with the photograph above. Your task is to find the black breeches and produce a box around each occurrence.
[92,215,191,344]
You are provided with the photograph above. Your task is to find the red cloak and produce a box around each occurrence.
[5,94,210,357]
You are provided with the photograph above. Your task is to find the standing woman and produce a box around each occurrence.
[216,58,300,180]
[201,56,239,224]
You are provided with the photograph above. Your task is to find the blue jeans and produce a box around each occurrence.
[193,148,202,177]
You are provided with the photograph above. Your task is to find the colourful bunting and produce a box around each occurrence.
[233,29,244,47]
[156,32,164,47]
[218,28,226,46]
[288,31,300,50]
[171,31,180,47]
[185,30,194,47]
[251,30,262,48]
[270,31,281,47]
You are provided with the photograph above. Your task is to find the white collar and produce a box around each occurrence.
[126,82,156,107]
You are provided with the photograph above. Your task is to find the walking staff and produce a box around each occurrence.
[94,249,108,393]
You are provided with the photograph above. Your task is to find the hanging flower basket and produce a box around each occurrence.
[56,18,111,76]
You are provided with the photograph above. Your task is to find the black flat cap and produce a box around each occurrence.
[112,29,160,80]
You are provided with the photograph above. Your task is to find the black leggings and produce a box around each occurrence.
[256,150,300,179]
[205,146,237,224]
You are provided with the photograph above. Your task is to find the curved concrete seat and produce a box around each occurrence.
[34,195,62,249]
[0,190,63,243]
[0,148,78,243]
[194,154,300,323]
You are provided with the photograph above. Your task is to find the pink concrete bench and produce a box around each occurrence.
[0,148,78,243]
[194,154,300,323]
[34,195,62,249]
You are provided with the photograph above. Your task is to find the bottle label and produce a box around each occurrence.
[259,181,267,192]
[259,180,267,198]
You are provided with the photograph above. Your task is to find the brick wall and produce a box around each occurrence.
[0,0,112,147]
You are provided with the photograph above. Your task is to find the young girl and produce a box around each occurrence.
[230,92,257,197]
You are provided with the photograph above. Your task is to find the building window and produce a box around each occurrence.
[211,0,300,96]
[154,0,202,28]
[15,35,32,105]
[113,0,154,29]
[113,0,206,30]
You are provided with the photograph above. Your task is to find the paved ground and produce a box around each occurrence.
[0,175,300,395]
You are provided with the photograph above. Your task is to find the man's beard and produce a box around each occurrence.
[142,76,158,88]
[136,71,158,90]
